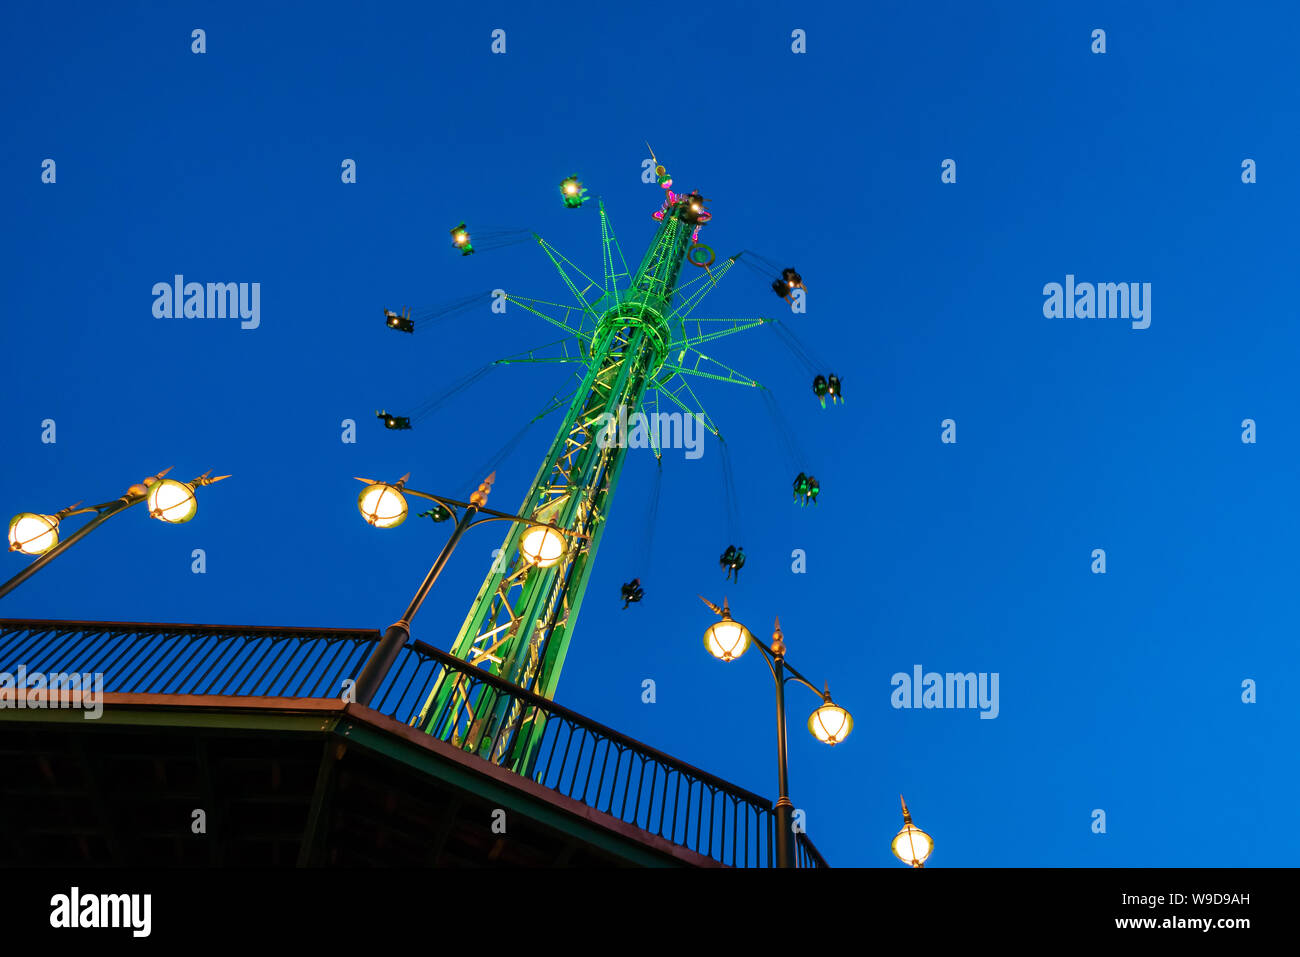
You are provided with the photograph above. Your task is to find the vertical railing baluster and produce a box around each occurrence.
[225,637,274,695]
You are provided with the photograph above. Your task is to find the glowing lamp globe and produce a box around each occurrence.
[703,617,753,662]
[891,821,934,868]
[519,524,565,567]
[8,513,60,555]
[807,699,853,745]
[358,482,408,529]
[147,479,199,524]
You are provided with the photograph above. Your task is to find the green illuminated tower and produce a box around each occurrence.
[418,175,768,772]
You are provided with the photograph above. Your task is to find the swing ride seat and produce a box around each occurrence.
[377,411,412,430]
[559,176,587,207]
[450,223,473,254]
[620,581,645,606]
[385,309,415,333]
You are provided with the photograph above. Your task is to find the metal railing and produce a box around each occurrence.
[0,618,376,698]
[796,831,829,869]
[0,618,828,867]
[370,637,789,867]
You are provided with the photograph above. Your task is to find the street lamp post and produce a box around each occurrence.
[1,468,229,601]
[700,596,853,868]
[351,472,577,707]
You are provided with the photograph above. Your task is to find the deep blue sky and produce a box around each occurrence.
[3,1,1297,867]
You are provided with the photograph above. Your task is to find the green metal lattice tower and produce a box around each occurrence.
[417,179,769,772]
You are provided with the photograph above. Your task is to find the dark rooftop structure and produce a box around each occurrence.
[0,619,828,868]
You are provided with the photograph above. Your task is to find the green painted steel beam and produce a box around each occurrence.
[420,186,762,775]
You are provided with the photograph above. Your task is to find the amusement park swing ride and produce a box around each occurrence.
[360,149,844,772]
